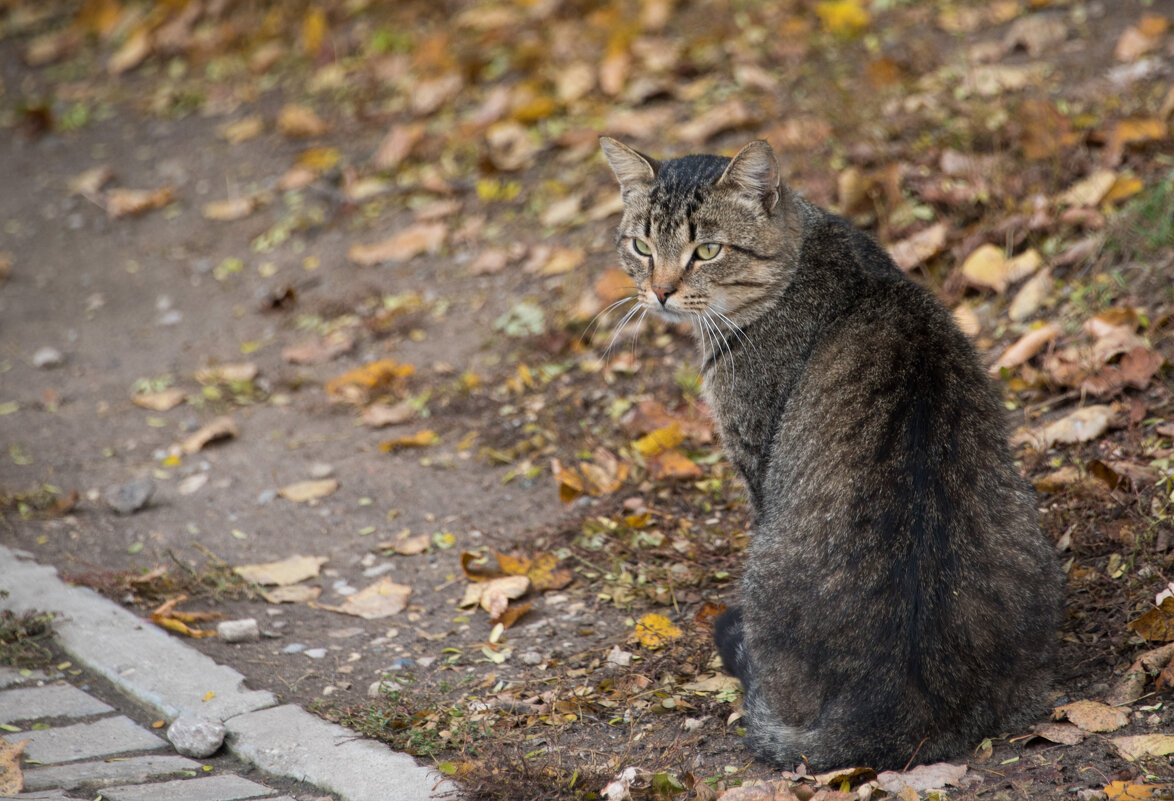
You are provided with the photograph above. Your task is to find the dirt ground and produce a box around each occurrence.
[2,1,1174,800]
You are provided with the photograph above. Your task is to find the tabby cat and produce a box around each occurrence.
[599,137,1062,771]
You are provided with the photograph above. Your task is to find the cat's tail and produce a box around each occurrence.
[714,606,752,684]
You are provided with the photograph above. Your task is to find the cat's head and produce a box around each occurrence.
[600,137,791,326]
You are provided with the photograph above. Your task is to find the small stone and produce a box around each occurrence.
[33,346,65,368]
[256,489,278,505]
[521,651,544,666]
[304,648,328,659]
[158,310,183,326]
[216,618,260,643]
[309,462,335,479]
[282,643,307,654]
[104,478,155,515]
[414,656,436,669]
[167,713,226,758]
[368,679,394,698]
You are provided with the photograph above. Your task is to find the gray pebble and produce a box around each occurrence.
[282,643,307,654]
[167,713,226,758]
[32,346,64,368]
[304,648,328,659]
[216,618,260,643]
[521,651,544,666]
[104,478,155,515]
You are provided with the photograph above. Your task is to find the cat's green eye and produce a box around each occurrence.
[695,243,722,260]
[632,238,653,256]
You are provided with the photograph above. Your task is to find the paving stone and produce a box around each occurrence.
[101,774,276,801]
[0,547,276,722]
[0,683,113,724]
[226,705,453,801]
[3,715,165,764]
[0,791,73,801]
[23,754,202,791]
[0,667,27,689]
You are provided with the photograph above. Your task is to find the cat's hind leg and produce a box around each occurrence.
[714,606,752,684]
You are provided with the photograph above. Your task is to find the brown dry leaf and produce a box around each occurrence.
[495,601,532,628]
[1128,597,1174,642]
[551,458,585,503]
[1053,700,1129,733]
[485,121,541,171]
[524,552,573,591]
[261,585,322,604]
[235,555,329,586]
[649,449,703,480]
[1110,644,1174,704]
[68,165,114,197]
[1104,780,1160,801]
[677,99,757,145]
[461,550,502,582]
[202,197,257,222]
[1017,405,1115,451]
[580,455,628,495]
[876,763,968,794]
[373,123,426,170]
[219,116,264,144]
[1115,15,1168,61]
[133,388,186,411]
[108,27,151,74]
[1105,118,1168,166]
[1003,13,1067,57]
[989,323,1061,374]
[278,479,339,503]
[0,738,30,795]
[281,332,355,365]
[325,359,414,404]
[361,401,416,428]
[389,534,430,556]
[24,29,81,67]
[1060,170,1119,207]
[1031,722,1085,745]
[681,673,743,694]
[277,104,330,138]
[180,416,238,454]
[534,247,585,277]
[348,222,447,266]
[960,246,1041,293]
[411,73,463,117]
[317,578,411,620]
[634,612,683,649]
[379,430,438,452]
[1009,269,1053,322]
[888,223,948,272]
[105,186,174,219]
[480,575,530,618]
[1112,734,1174,762]
[468,248,511,276]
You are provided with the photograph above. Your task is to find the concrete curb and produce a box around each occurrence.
[0,546,457,801]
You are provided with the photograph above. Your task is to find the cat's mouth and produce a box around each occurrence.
[644,299,691,323]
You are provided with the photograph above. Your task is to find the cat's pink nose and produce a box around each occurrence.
[652,286,676,305]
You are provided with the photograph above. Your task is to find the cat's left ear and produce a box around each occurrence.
[600,137,659,191]
[718,140,780,212]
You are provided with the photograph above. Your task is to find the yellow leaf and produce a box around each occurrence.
[1128,597,1174,642]
[296,147,340,172]
[634,423,683,457]
[551,458,585,503]
[634,612,682,650]
[959,244,1008,292]
[277,104,329,138]
[379,430,438,452]
[1104,175,1144,204]
[325,359,414,404]
[202,691,215,702]
[648,448,703,480]
[815,0,870,37]
[1105,780,1158,800]
[525,552,573,591]
[108,27,151,75]
[303,8,327,56]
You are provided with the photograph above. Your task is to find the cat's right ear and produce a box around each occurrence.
[600,137,659,191]
[718,140,781,212]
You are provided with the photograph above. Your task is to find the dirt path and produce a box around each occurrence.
[2,2,1174,800]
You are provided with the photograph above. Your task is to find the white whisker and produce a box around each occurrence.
[605,301,645,361]
[583,296,637,346]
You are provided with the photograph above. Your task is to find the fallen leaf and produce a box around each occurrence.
[379,430,438,452]
[676,99,757,145]
[373,123,426,170]
[195,362,258,384]
[1003,13,1067,57]
[105,186,174,219]
[235,555,329,586]
[681,674,743,694]
[219,116,264,144]
[648,449,703,480]
[281,332,355,365]
[1009,269,1053,322]
[325,359,414,405]
[1017,405,1115,450]
[202,196,257,222]
[634,612,682,649]
[277,104,330,138]
[960,245,1041,292]
[524,552,574,591]
[68,166,114,197]
[348,222,447,266]
[108,27,151,74]
[278,479,339,503]
[1031,722,1085,745]
[150,595,223,638]
[1059,170,1119,207]
[816,0,870,37]
[0,738,30,795]
[496,601,532,628]
[485,120,541,171]
[1112,734,1174,761]
[133,388,186,411]
[180,416,238,454]
[989,323,1061,374]
[316,577,411,619]
[1128,597,1174,642]
[361,401,416,427]
[261,585,322,604]
[389,533,430,556]
[481,575,530,617]
[1104,780,1160,800]
[888,223,948,272]
[1110,643,1174,704]
[1053,700,1129,733]
[634,423,684,457]
[876,763,968,794]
